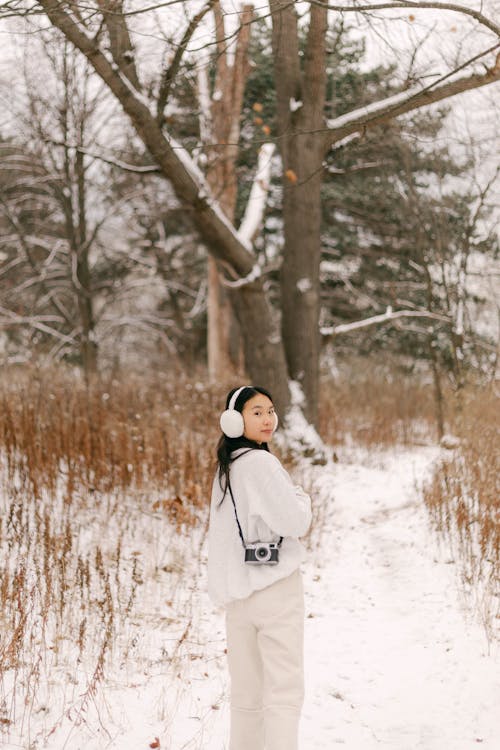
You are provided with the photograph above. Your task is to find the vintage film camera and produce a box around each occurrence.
[244,541,280,565]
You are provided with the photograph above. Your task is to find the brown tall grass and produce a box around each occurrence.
[0,363,497,741]
[0,365,226,738]
[318,363,437,447]
[422,385,499,640]
[0,365,222,503]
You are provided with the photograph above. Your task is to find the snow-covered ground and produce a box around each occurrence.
[3,445,499,749]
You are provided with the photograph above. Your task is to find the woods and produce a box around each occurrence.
[0,6,499,745]
[1,1,499,422]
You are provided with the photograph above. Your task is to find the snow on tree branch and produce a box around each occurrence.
[321,308,451,337]
[325,43,500,149]
[220,263,262,288]
[238,143,276,244]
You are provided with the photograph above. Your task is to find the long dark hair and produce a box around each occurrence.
[216,385,274,501]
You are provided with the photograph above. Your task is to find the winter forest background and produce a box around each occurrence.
[0,1,499,748]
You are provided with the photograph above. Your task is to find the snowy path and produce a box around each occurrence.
[299,448,500,749]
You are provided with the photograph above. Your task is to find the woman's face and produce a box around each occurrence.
[242,393,276,444]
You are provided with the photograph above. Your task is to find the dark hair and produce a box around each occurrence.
[216,385,274,502]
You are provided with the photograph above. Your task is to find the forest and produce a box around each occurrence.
[0,2,499,748]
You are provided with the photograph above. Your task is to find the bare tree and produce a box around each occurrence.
[0,40,108,375]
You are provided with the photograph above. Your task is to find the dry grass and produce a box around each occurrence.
[422,385,500,640]
[0,365,222,504]
[0,365,226,739]
[318,365,437,448]
[0,363,498,741]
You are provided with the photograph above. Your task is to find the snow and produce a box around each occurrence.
[321,308,451,338]
[290,98,303,112]
[116,70,154,114]
[297,278,312,293]
[2,444,499,749]
[221,263,262,289]
[320,258,362,279]
[238,143,275,244]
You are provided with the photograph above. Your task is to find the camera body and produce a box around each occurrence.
[244,541,280,565]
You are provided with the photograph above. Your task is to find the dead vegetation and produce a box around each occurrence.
[0,365,222,741]
[0,364,497,741]
[422,386,499,640]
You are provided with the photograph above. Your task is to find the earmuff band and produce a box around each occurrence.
[228,385,252,411]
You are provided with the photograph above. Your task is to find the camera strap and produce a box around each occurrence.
[227,478,247,550]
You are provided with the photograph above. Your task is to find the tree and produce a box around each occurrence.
[268,0,500,421]
[0,40,108,374]
[0,32,207,373]
[197,0,254,381]
[1,0,499,422]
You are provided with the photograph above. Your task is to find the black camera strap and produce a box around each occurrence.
[227,478,247,550]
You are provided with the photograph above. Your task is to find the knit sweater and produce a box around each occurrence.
[207,448,312,606]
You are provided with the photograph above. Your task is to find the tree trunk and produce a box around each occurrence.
[229,281,290,417]
[427,332,445,441]
[203,2,253,383]
[270,0,327,424]
[75,147,98,377]
[207,256,234,380]
[76,253,98,378]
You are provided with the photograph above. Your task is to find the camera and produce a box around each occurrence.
[244,541,280,565]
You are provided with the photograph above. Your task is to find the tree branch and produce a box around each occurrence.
[308,1,500,38]
[96,0,141,90]
[156,0,216,125]
[0,306,76,344]
[321,307,451,337]
[325,43,500,150]
[36,0,256,279]
[44,137,161,173]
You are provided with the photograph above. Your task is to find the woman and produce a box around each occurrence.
[208,385,312,750]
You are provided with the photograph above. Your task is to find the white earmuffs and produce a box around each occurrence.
[219,385,278,439]
[219,386,250,438]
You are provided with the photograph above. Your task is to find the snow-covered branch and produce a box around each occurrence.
[321,308,451,337]
[220,263,262,288]
[45,139,161,173]
[238,143,276,244]
[325,44,500,150]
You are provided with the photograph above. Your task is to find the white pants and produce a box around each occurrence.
[225,569,305,750]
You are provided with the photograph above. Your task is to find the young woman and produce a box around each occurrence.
[208,385,312,750]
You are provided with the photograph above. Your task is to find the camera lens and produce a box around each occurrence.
[256,546,271,561]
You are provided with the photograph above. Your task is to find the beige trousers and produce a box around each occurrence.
[225,569,305,750]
